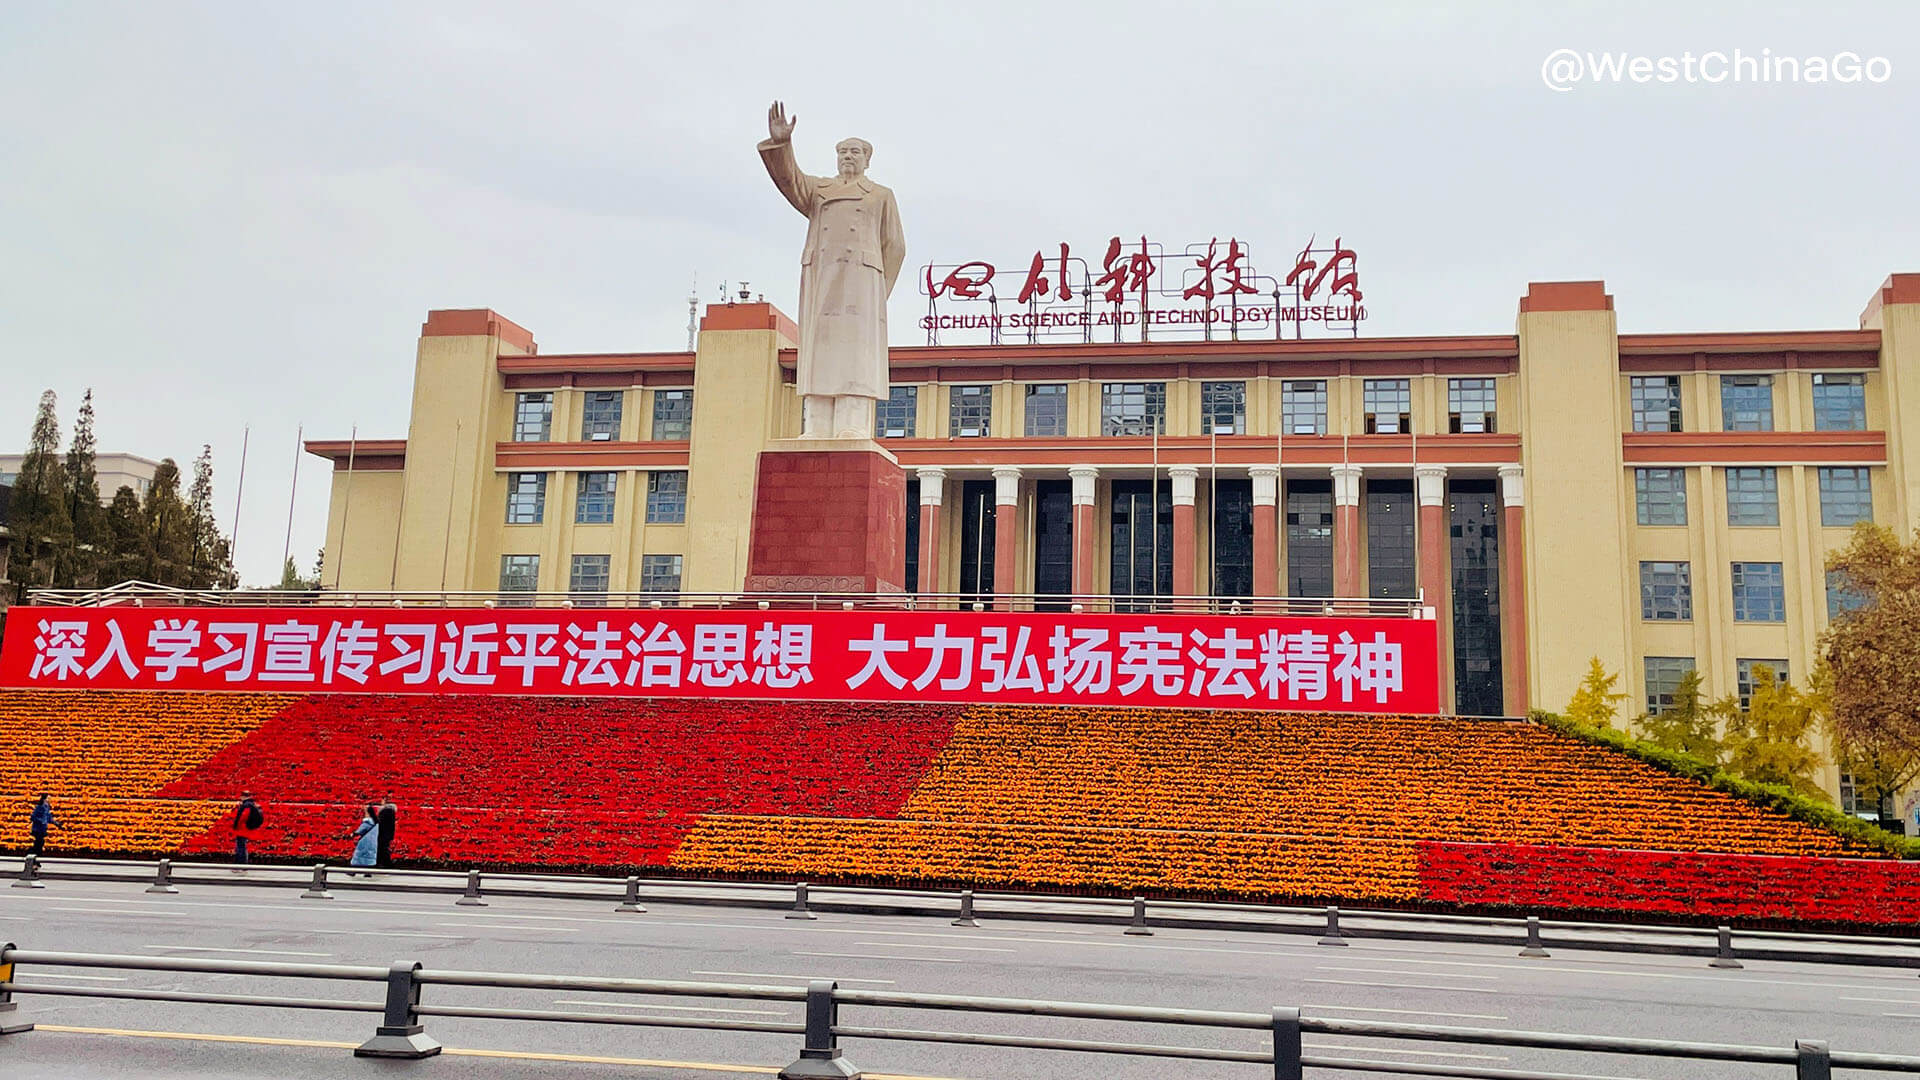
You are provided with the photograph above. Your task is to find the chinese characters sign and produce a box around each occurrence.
[918,235,1368,345]
[0,607,1439,714]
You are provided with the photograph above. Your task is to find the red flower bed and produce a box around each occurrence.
[1418,841,1920,925]
[162,696,961,866]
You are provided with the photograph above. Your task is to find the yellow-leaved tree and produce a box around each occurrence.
[1565,657,1628,730]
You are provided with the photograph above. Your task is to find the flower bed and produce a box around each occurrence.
[0,689,290,799]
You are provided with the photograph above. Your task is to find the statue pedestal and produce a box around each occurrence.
[745,439,907,594]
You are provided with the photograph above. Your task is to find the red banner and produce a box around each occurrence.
[0,606,1440,714]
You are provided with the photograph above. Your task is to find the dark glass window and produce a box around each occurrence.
[949,385,992,437]
[505,472,546,524]
[1812,373,1867,431]
[1736,658,1789,710]
[1447,378,1497,434]
[1731,561,1785,622]
[1644,656,1695,715]
[1201,381,1246,435]
[639,554,681,592]
[581,391,622,441]
[1634,468,1687,526]
[1448,479,1503,716]
[876,386,918,438]
[1281,380,1327,435]
[1025,384,1068,436]
[651,389,693,440]
[957,479,996,599]
[498,554,539,605]
[645,470,687,524]
[1210,478,1253,598]
[1818,467,1872,526]
[575,472,616,524]
[1363,379,1411,435]
[1630,376,1682,432]
[1640,561,1692,621]
[1101,382,1165,436]
[1109,479,1171,610]
[1032,479,1073,607]
[1726,467,1779,526]
[1285,479,1333,596]
[904,479,921,594]
[1720,375,1774,431]
[513,393,553,442]
[1365,480,1415,598]
[568,554,610,605]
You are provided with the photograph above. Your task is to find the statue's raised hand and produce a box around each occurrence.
[768,101,797,142]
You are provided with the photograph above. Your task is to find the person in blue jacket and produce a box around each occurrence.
[29,795,59,857]
[348,804,379,876]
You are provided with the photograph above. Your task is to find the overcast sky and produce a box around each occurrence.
[2,1,1914,586]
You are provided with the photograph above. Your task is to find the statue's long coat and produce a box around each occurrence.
[758,136,906,400]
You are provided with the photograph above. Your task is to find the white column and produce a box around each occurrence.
[1498,463,1525,507]
[1331,463,1364,507]
[991,466,1022,506]
[917,465,947,506]
[1248,464,1281,507]
[1068,465,1099,506]
[1416,464,1448,507]
[1168,465,1199,507]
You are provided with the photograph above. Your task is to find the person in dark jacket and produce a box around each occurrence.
[231,793,263,867]
[29,795,59,857]
[375,796,398,868]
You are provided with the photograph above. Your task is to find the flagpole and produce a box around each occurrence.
[281,424,303,584]
[333,426,357,591]
[228,426,249,579]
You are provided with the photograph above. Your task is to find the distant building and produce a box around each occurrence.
[0,452,162,502]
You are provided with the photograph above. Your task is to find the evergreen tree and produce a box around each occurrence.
[185,445,236,588]
[8,389,73,591]
[1637,668,1727,765]
[143,459,193,585]
[101,485,152,585]
[62,388,104,587]
[1564,657,1629,730]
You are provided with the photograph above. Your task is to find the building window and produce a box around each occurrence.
[505,472,546,525]
[1826,569,1868,620]
[651,389,693,440]
[1720,375,1774,431]
[639,554,682,592]
[1639,560,1692,621]
[1812,373,1867,431]
[1629,376,1682,433]
[575,472,617,524]
[949,385,992,437]
[876,386,918,438]
[1024,384,1067,436]
[1725,467,1779,526]
[499,554,540,604]
[1366,480,1416,599]
[513,393,553,442]
[1101,382,1165,436]
[1447,378,1497,433]
[1201,381,1246,435]
[581,391,623,441]
[1281,380,1327,435]
[1644,656,1696,715]
[1735,658,1789,710]
[1839,771,1892,819]
[1817,467,1872,527]
[646,470,687,524]
[1731,561,1785,622]
[1362,379,1410,435]
[1633,468,1687,526]
[1285,479,1334,596]
[569,554,610,605]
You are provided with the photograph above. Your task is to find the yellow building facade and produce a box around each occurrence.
[310,278,1920,803]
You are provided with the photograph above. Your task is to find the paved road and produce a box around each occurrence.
[1,876,1916,1079]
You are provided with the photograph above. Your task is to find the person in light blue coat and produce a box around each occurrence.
[348,804,379,875]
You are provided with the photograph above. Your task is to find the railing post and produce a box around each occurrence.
[147,859,180,895]
[1795,1039,1831,1080]
[1318,905,1348,946]
[354,961,441,1058]
[1708,925,1744,969]
[1271,1006,1303,1080]
[778,979,860,1079]
[0,944,35,1035]
[615,875,647,914]
[952,889,978,928]
[786,881,817,921]
[302,864,333,901]
[1518,916,1550,958]
[10,856,44,890]
[1124,895,1153,936]
[454,870,487,907]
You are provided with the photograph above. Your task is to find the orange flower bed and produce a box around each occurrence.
[0,689,292,800]
[0,797,229,854]
[900,707,1861,857]
[670,815,1422,900]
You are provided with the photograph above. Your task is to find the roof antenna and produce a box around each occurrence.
[686,275,699,351]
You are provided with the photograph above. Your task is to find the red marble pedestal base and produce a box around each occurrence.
[745,443,907,593]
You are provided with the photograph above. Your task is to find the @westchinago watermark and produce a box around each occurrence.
[1541,49,1892,92]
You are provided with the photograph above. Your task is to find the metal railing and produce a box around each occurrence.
[2,943,1916,1077]
[9,855,1920,972]
[24,580,1429,618]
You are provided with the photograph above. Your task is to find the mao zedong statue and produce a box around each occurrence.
[758,100,907,439]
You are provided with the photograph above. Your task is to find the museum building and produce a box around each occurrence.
[307,275,1920,752]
